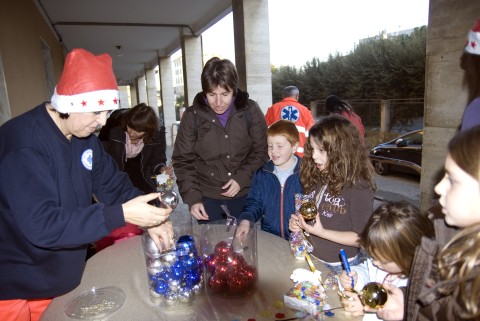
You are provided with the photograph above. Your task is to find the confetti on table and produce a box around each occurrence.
[258,309,273,318]
[272,300,285,309]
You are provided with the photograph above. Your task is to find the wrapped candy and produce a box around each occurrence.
[284,281,327,316]
[289,194,315,259]
[284,268,327,317]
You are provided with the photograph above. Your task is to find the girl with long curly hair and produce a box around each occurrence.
[289,115,376,274]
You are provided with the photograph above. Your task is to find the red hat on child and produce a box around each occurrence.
[465,18,480,56]
[51,48,120,113]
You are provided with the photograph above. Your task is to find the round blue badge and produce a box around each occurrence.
[81,149,93,170]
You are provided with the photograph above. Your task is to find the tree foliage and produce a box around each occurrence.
[271,26,427,106]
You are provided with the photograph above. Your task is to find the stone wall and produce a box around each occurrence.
[420,0,480,211]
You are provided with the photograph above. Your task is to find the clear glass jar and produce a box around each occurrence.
[142,225,204,307]
[200,219,258,298]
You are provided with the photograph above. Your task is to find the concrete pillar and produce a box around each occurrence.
[232,0,272,113]
[309,101,318,120]
[118,86,130,109]
[136,74,148,105]
[145,67,159,117]
[419,0,480,211]
[380,100,391,132]
[181,36,203,106]
[129,84,138,107]
[159,56,176,147]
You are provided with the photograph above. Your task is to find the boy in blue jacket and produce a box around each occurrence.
[236,119,302,240]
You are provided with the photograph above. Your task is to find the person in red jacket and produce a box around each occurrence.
[324,94,365,143]
[265,86,315,157]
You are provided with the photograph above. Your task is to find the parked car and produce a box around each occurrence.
[369,130,423,176]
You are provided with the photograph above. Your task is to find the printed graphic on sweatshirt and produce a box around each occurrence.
[281,105,299,122]
[319,192,346,218]
[81,149,93,170]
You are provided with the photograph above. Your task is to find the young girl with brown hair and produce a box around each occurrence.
[338,201,434,320]
[289,115,376,274]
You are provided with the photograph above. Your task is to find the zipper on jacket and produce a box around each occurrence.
[280,185,285,239]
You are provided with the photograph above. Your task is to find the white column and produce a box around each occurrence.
[118,85,130,109]
[145,67,159,117]
[137,74,148,105]
[159,56,176,146]
[129,84,138,107]
[181,35,203,106]
[232,0,272,113]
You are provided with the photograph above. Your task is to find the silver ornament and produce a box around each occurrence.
[192,282,203,295]
[178,289,194,303]
[164,292,178,305]
[143,234,161,258]
[168,279,181,291]
[159,190,179,209]
[146,257,163,275]
[160,250,177,267]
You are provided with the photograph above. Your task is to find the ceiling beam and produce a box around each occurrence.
[53,21,197,36]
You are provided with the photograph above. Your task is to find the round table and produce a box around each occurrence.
[40,229,361,321]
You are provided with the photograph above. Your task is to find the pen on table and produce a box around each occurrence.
[339,249,355,289]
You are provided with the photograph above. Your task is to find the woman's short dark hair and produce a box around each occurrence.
[201,57,238,94]
[121,103,158,143]
[324,95,351,114]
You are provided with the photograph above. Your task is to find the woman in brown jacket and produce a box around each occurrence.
[172,57,268,223]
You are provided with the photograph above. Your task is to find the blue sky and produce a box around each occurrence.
[202,0,429,67]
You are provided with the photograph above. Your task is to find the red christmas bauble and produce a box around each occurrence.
[214,241,233,257]
[228,252,246,271]
[208,274,227,294]
[214,262,230,278]
[227,273,248,295]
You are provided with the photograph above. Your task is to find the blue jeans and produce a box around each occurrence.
[197,195,248,225]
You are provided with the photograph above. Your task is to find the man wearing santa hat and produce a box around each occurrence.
[0,48,173,321]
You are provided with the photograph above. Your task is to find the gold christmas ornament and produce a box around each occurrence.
[358,282,388,309]
[300,201,317,221]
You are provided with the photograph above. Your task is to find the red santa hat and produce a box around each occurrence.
[51,48,120,113]
[465,18,480,55]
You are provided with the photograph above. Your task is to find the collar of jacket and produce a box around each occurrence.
[282,97,299,104]
[192,89,250,113]
[262,155,301,174]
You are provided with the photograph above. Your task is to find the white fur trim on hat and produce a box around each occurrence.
[51,87,120,114]
[465,18,480,55]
